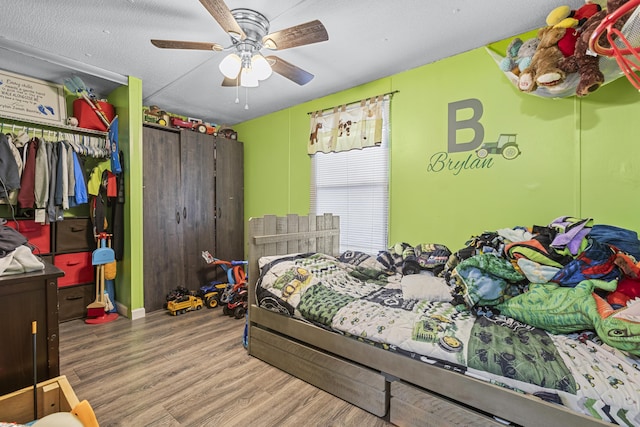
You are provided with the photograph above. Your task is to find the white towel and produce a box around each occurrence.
[0,245,45,276]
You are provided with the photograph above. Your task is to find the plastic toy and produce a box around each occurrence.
[198,282,228,308]
[170,117,217,134]
[167,295,203,315]
[222,280,248,319]
[165,286,191,308]
[201,251,248,318]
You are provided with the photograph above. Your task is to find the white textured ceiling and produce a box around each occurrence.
[0,0,587,125]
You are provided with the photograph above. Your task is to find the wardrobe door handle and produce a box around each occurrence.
[183,207,187,219]
[176,211,180,224]
[217,207,222,219]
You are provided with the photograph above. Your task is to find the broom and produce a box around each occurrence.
[86,235,114,317]
[86,264,105,317]
[32,321,37,421]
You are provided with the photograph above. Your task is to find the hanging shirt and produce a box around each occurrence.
[0,134,20,200]
[71,151,88,205]
[87,159,111,196]
[17,138,38,208]
[47,141,62,222]
[34,139,50,209]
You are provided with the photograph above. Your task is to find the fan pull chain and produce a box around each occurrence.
[235,78,240,104]
[245,87,249,110]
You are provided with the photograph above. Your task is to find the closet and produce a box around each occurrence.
[1,115,113,321]
[142,125,243,312]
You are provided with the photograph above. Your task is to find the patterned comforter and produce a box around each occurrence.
[255,252,640,426]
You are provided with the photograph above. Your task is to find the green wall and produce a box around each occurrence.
[108,76,144,315]
[236,46,639,252]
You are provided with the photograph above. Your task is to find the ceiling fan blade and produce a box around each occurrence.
[199,0,246,40]
[221,75,239,87]
[262,20,328,50]
[266,56,314,85]
[151,39,223,51]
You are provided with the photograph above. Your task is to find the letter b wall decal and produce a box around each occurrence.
[447,98,484,153]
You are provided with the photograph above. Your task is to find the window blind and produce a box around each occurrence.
[311,98,389,254]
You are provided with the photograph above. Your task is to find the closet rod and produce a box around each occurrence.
[0,112,108,137]
[306,90,399,115]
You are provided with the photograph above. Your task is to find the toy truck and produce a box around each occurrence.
[198,282,229,308]
[166,295,203,315]
[170,117,217,134]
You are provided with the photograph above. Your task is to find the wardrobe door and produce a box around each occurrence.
[142,126,185,312]
[180,130,216,289]
[215,137,244,263]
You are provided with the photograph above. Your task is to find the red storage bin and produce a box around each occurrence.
[5,220,51,254]
[54,252,94,288]
[73,98,115,132]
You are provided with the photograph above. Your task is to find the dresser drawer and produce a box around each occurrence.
[58,283,94,322]
[55,218,94,253]
[54,252,94,287]
[5,219,51,254]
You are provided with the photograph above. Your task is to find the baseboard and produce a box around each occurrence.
[130,307,145,320]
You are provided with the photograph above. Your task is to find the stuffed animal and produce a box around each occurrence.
[497,279,640,356]
[518,26,568,92]
[559,0,632,96]
[546,2,603,57]
[499,37,540,76]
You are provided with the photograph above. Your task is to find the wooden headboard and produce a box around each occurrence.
[247,213,340,289]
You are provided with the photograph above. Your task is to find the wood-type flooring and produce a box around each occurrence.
[59,308,392,427]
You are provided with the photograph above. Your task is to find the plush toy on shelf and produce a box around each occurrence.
[559,0,632,96]
[517,26,568,92]
[499,36,540,76]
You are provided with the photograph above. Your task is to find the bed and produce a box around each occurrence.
[0,375,79,425]
[247,214,640,427]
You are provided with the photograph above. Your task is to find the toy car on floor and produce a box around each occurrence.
[166,295,203,315]
[201,251,248,318]
[198,282,228,308]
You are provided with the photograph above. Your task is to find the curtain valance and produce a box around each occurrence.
[308,95,389,154]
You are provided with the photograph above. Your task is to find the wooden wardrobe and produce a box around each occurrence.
[142,125,244,312]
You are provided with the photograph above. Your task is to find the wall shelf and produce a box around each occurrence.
[0,112,108,137]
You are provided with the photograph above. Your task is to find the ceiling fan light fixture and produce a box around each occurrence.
[240,67,259,87]
[251,54,272,80]
[219,53,242,78]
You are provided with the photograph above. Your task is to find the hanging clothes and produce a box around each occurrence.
[54,141,69,210]
[66,142,75,202]
[17,138,38,209]
[47,141,62,222]
[33,139,50,223]
[34,139,50,209]
[112,151,125,261]
[70,151,88,206]
[0,134,20,200]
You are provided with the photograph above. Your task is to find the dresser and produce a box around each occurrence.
[0,264,63,395]
[6,217,96,322]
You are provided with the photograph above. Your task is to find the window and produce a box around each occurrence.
[310,98,389,254]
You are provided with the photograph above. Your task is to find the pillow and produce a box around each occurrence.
[401,272,452,301]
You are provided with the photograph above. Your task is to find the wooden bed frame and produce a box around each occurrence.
[0,375,79,424]
[247,214,611,427]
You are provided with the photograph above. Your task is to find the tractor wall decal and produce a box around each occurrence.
[476,134,521,160]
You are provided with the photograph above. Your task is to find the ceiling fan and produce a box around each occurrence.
[151,0,329,87]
